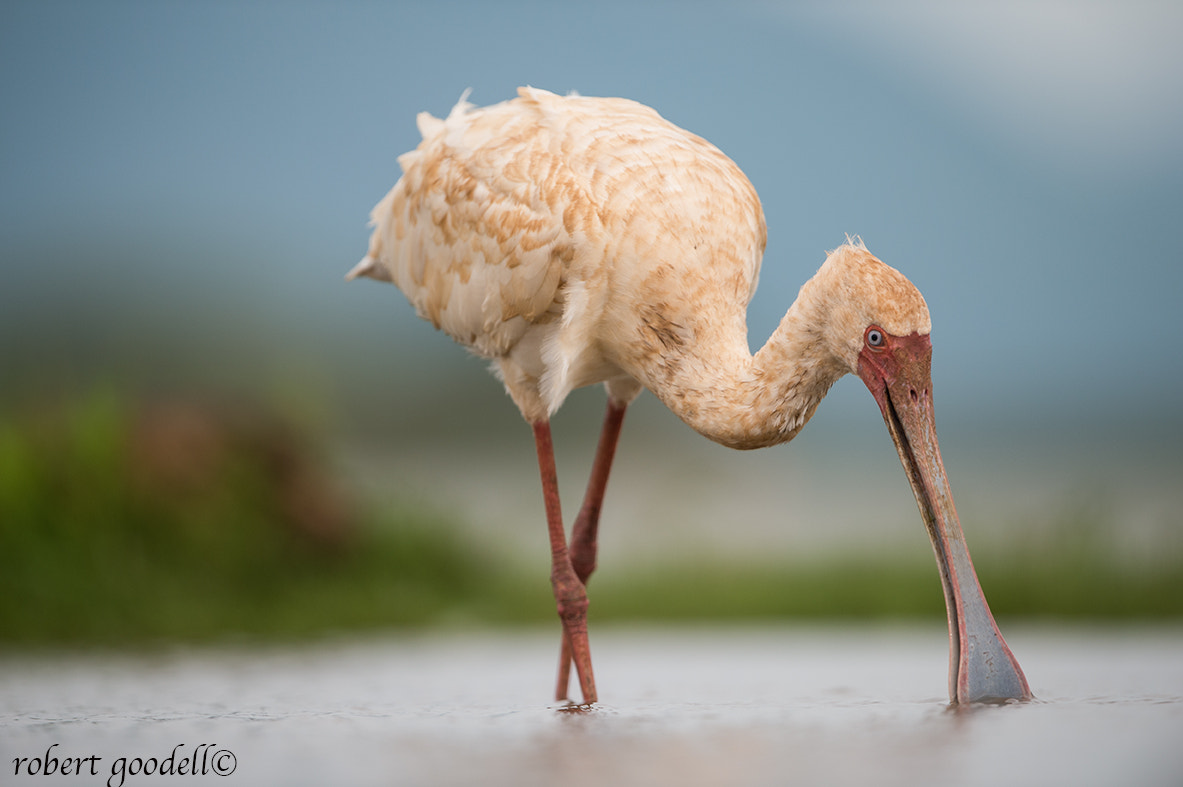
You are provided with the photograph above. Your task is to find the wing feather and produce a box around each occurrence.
[365,89,575,358]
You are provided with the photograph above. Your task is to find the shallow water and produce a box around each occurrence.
[3,625,1181,787]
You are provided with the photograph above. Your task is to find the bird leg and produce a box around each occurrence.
[555,399,628,702]
[532,420,597,706]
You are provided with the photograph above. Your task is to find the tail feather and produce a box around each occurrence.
[345,255,391,283]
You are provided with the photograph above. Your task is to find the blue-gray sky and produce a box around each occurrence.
[2,0,1181,430]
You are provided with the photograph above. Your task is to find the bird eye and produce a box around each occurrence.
[866,328,885,348]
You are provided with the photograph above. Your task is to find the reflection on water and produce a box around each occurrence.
[2,625,1181,787]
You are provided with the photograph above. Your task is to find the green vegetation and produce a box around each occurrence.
[1,391,1180,648]
[587,548,1183,623]
[0,391,494,646]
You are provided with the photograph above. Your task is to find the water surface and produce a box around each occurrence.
[4,625,1181,786]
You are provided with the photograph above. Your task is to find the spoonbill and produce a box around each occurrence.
[348,87,1030,706]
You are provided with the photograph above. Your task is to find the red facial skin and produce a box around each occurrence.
[858,326,1031,704]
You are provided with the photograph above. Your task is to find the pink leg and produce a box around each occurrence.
[532,419,597,705]
[555,399,628,702]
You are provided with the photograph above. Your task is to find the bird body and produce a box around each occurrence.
[350,87,1030,706]
[354,87,762,426]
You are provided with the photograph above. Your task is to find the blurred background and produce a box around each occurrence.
[2,0,1181,647]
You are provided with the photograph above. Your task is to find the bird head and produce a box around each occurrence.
[807,241,932,373]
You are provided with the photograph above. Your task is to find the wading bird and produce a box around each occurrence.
[348,87,1030,706]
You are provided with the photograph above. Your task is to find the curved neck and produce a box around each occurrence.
[650,287,850,450]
